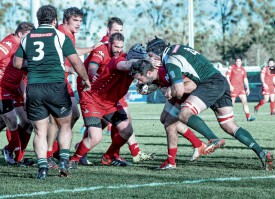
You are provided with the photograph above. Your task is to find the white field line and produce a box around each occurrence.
[0,175,275,198]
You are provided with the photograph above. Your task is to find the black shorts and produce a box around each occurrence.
[191,73,232,111]
[103,109,128,126]
[26,82,72,121]
[0,100,14,114]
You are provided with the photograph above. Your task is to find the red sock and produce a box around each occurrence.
[6,129,11,142]
[182,129,202,148]
[270,102,275,113]
[245,113,251,119]
[52,140,60,159]
[16,125,31,162]
[107,123,112,132]
[104,133,127,159]
[47,150,53,158]
[7,129,21,162]
[167,148,177,165]
[129,142,140,157]
[18,125,31,151]
[111,125,120,158]
[71,141,90,162]
[256,100,265,109]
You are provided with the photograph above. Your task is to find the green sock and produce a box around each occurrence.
[234,127,263,158]
[37,158,48,168]
[186,115,218,140]
[59,149,70,160]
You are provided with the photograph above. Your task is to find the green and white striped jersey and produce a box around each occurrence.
[15,24,76,84]
[162,44,219,85]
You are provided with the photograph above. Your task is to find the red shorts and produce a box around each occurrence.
[78,90,123,119]
[65,78,75,97]
[230,87,245,97]
[262,85,275,95]
[0,87,14,100]
[118,97,128,108]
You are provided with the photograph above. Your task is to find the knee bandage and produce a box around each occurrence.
[181,101,200,115]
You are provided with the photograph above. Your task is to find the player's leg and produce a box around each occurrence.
[162,99,206,161]
[102,109,132,166]
[216,105,273,170]
[1,100,21,164]
[270,94,275,115]
[46,115,59,168]
[15,105,34,164]
[254,88,268,113]
[239,94,255,121]
[178,75,227,154]
[123,105,155,163]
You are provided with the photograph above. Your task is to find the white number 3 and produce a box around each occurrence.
[32,41,44,61]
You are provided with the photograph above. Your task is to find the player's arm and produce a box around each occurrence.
[225,68,234,91]
[244,77,250,95]
[87,62,99,81]
[13,45,25,69]
[165,63,185,100]
[116,59,138,71]
[260,69,267,88]
[63,37,90,90]
[76,42,104,56]
[184,77,197,94]
[67,54,90,91]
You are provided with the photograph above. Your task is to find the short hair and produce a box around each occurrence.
[129,60,154,77]
[15,22,35,34]
[107,17,123,29]
[37,5,57,25]
[268,58,274,62]
[234,56,242,61]
[63,7,84,23]
[109,32,124,44]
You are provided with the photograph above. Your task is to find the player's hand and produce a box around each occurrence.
[263,83,268,89]
[165,87,172,100]
[91,74,99,82]
[246,89,250,96]
[93,42,105,49]
[148,52,161,68]
[82,79,91,91]
[230,85,234,92]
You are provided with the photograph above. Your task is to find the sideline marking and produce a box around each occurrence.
[0,175,275,198]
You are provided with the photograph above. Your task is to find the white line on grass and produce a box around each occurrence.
[0,175,275,198]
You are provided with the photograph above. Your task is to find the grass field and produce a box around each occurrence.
[0,102,274,199]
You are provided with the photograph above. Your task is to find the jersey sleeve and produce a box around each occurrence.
[62,36,77,57]
[165,62,183,85]
[14,44,25,59]
[225,66,232,77]
[0,41,13,60]
[109,56,126,70]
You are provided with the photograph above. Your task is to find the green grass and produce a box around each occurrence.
[0,102,274,199]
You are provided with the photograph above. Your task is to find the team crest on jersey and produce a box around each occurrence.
[97,51,104,57]
[165,74,170,82]
[169,71,176,79]
[3,41,12,47]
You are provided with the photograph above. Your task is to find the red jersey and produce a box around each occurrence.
[58,24,76,68]
[0,34,25,99]
[58,24,76,96]
[261,66,274,86]
[226,65,247,89]
[100,35,109,43]
[83,44,112,78]
[88,56,132,106]
[153,66,170,87]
